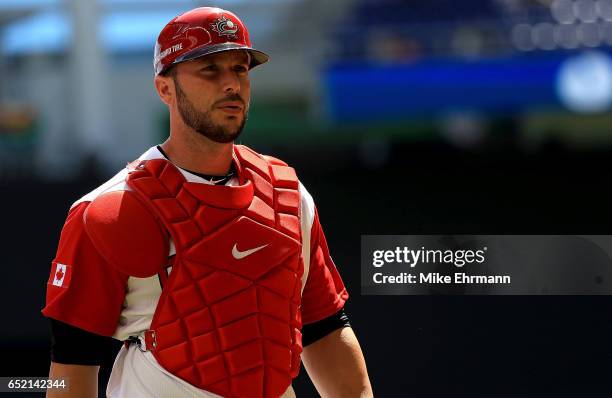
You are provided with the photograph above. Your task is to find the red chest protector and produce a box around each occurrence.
[126,146,303,398]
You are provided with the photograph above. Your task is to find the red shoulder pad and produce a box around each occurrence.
[262,155,288,167]
[83,190,169,278]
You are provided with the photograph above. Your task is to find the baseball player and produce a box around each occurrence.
[43,7,372,398]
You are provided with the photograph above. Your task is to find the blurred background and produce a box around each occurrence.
[2,0,612,396]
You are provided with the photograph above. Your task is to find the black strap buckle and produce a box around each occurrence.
[124,335,145,352]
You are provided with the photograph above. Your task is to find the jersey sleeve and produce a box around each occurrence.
[300,207,349,325]
[42,202,128,337]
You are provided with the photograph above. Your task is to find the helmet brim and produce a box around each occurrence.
[174,42,269,70]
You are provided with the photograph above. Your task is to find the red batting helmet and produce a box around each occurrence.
[154,7,269,75]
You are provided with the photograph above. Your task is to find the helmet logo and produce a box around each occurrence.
[210,15,239,39]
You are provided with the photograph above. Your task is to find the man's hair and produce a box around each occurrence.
[159,65,177,78]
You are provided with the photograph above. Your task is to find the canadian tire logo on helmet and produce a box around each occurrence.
[210,15,239,39]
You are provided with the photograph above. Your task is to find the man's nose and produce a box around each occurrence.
[220,69,240,93]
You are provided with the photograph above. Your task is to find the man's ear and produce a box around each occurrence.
[154,75,174,106]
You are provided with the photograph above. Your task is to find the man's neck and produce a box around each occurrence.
[160,135,234,176]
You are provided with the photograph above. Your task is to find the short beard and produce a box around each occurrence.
[173,76,247,144]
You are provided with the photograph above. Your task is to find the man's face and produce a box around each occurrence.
[172,50,251,143]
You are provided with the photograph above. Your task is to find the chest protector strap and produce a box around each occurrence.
[125,145,303,398]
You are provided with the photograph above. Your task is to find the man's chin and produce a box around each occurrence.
[195,125,244,144]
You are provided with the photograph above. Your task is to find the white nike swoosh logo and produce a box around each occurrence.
[232,243,268,260]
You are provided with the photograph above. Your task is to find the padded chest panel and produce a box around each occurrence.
[126,148,303,398]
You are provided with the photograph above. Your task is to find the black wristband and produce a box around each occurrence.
[50,319,117,366]
[302,308,351,347]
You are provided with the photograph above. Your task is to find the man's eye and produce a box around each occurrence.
[201,65,217,72]
[234,65,249,73]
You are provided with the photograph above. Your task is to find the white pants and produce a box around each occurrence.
[107,345,296,398]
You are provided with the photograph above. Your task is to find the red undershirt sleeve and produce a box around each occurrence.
[300,208,349,325]
[42,202,128,337]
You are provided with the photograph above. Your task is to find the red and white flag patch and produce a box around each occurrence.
[49,262,71,288]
